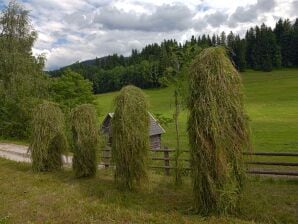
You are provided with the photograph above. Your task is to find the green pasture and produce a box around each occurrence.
[96,68,298,153]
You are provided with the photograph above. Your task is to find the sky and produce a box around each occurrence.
[1,0,297,70]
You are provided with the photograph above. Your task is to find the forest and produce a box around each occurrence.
[49,18,298,93]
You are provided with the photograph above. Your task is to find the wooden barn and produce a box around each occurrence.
[100,112,165,150]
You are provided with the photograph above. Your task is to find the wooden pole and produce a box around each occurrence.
[164,146,170,175]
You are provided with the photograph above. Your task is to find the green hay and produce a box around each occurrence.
[112,85,149,190]
[187,47,251,215]
[30,101,67,172]
[71,104,99,178]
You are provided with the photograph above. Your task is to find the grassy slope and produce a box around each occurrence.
[96,69,298,152]
[0,158,297,224]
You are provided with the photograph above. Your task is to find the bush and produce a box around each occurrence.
[71,104,99,177]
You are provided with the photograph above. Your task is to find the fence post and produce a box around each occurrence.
[103,146,111,168]
[164,146,170,175]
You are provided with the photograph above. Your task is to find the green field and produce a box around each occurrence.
[1,69,298,224]
[96,68,298,153]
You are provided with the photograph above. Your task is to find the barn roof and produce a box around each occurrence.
[102,112,165,136]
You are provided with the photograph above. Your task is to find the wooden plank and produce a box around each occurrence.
[246,161,298,166]
[247,169,298,176]
[243,152,298,156]
[150,165,191,170]
[150,149,175,152]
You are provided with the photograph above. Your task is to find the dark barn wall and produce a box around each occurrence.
[150,134,161,150]
[101,114,163,150]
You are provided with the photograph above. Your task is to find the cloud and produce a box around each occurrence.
[2,0,294,70]
[291,1,298,16]
[206,11,228,27]
[228,0,277,27]
[94,3,194,32]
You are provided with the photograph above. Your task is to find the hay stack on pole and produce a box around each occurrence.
[112,85,149,190]
[30,101,67,172]
[71,104,99,178]
[187,47,250,214]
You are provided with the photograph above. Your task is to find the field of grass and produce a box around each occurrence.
[0,158,297,224]
[1,69,297,223]
[96,68,298,153]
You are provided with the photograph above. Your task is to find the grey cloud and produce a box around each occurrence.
[291,1,298,16]
[93,3,193,32]
[192,19,208,31]
[228,0,276,27]
[206,11,228,27]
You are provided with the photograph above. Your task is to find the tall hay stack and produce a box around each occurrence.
[187,47,250,214]
[30,101,67,172]
[112,85,149,190]
[71,104,99,177]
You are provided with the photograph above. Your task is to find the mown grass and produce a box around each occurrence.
[0,158,297,224]
[96,68,298,153]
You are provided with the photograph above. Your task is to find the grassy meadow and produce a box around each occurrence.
[96,68,298,153]
[0,158,297,224]
[1,69,298,224]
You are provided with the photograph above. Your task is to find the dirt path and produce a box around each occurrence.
[0,143,72,165]
[0,143,106,169]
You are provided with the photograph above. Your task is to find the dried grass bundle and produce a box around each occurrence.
[187,47,251,214]
[112,85,149,190]
[30,101,67,172]
[71,104,99,177]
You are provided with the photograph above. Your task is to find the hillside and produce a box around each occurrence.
[96,68,298,152]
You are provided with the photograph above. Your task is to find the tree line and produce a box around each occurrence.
[50,18,298,94]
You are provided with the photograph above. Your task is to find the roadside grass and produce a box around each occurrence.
[0,158,297,224]
[0,138,28,146]
[95,69,298,153]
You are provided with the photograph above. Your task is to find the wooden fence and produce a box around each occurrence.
[101,147,298,177]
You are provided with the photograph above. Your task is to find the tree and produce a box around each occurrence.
[30,101,67,172]
[220,31,226,46]
[50,69,95,113]
[0,0,48,139]
[291,19,298,66]
[71,104,99,178]
[187,47,250,215]
[112,85,149,190]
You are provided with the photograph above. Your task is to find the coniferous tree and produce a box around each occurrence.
[280,19,292,66]
[291,19,298,66]
[220,31,227,46]
[211,34,217,46]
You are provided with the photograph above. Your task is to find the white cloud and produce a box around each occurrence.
[4,0,296,70]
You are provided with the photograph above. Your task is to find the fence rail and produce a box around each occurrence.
[101,147,298,177]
